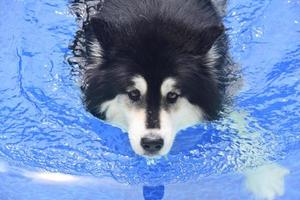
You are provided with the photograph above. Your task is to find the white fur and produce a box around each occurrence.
[99,76,148,155]
[100,76,204,156]
[126,97,204,156]
[160,78,178,96]
[219,110,290,200]
[168,98,204,132]
[205,45,221,75]
[160,78,204,131]
[100,94,148,155]
[126,96,203,156]
[99,75,148,131]
[129,75,147,95]
[207,45,220,64]
[210,0,227,17]
[158,98,204,155]
[87,37,103,59]
[245,164,289,200]
[127,109,148,155]
[100,95,129,131]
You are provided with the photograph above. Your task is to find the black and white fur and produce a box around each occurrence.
[81,0,229,156]
[71,0,289,198]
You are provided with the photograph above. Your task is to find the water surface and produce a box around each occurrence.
[0,0,299,199]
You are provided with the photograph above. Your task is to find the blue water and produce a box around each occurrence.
[0,0,299,199]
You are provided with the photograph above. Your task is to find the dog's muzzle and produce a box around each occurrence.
[141,137,164,154]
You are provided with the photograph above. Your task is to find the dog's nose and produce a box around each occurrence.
[141,137,164,154]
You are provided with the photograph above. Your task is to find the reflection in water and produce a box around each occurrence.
[143,185,165,200]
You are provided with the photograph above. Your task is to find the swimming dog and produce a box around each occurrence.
[73,0,289,198]
[82,0,229,157]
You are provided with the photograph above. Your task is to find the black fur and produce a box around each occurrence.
[82,0,228,121]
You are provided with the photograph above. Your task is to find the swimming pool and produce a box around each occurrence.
[0,0,299,199]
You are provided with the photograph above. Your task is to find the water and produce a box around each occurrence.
[0,0,299,199]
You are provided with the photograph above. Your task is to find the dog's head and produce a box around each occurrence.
[83,0,226,157]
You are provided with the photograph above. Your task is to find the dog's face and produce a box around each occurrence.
[99,75,205,156]
[83,1,226,157]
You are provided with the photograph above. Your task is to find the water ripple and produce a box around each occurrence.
[0,0,299,198]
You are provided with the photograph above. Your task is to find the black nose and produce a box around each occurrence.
[141,137,164,154]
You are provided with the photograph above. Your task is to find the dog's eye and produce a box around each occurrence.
[166,92,179,104]
[128,89,141,102]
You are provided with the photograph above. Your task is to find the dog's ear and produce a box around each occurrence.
[89,17,116,49]
[197,24,225,54]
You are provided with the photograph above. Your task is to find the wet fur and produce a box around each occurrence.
[70,0,289,197]
[82,0,229,121]
[76,0,236,157]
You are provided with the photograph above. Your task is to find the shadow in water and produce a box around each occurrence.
[143,185,165,200]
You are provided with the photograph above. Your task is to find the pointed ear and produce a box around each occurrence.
[89,17,116,49]
[198,24,225,54]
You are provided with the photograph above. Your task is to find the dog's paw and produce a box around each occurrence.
[244,164,289,200]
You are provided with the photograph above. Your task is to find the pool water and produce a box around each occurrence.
[0,0,299,199]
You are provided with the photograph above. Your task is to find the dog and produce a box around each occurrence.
[70,0,289,199]
[81,0,230,157]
